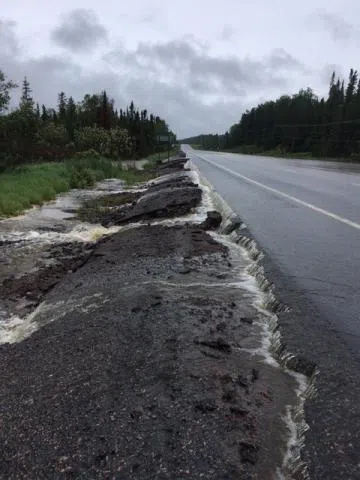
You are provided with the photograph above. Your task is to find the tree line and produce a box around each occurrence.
[0,69,175,169]
[181,69,360,159]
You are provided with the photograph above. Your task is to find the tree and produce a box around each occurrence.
[35,103,40,121]
[20,76,34,112]
[58,92,67,122]
[346,69,358,104]
[0,70,17,112]
[41,105,49,122]
[0,67,175,165]
[98,90,112,130]
[65,96,77,139]
[37,122,69,147]
[200,67,360,159]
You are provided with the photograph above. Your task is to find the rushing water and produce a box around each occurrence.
[0,166,311,478]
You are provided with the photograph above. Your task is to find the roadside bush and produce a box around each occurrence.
[36,122,69,147]
[74,127,109,155]
[73,149,102,160]
[69,166,97,189]
[108,127,134,158]
[74,126,133,159]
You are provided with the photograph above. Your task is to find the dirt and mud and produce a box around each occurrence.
[0,157,301,479]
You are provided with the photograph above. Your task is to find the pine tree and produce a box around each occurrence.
[58,92,67,123]
[65,96,77,139]
[98,90,111,130]
[41,105,49,122]
[35,103,40,121]
[345,69,358,103]
[20,76,34,112]
[0,70,17,112]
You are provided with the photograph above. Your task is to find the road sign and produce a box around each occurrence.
[157,135,171,143]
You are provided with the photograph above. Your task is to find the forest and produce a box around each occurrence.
[181,69,360,159]
[0,69,175,170]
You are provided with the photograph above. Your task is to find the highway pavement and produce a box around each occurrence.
[184,145,360,479]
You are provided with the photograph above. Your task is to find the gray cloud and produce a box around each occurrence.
[51,9,108,52]
[107,38,304,98]
[313,11,354,41]
[2,0,360,138]
[267,48,303,70]
[220,25,237,42]
[0,19,315,138]
[124,76,245,136]
[321,63,344,86]
[0,20,19,57]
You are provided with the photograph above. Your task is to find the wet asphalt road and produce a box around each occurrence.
[183,145,360,479]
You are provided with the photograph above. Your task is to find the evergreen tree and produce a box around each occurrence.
[346,69,357,103]
[41,105,49,122]
[98,90,111,130]
[0,68,175,163]
[0,70,17,112]
[35,103,41,121]
[65,96,77,139]
[58,92,67,123]
[20,76,34,112]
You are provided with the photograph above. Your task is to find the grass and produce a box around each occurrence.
[143,148,179,168]
[0,148,182,218]
[117,168,157,185]
[192,144,343,161]
[0,163,70,217]
[0,156,160,218]
[256,149,318,160]
[76,191,142,223]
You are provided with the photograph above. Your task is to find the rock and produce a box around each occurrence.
[156,158,188,173]
[101,185,202,227]
[222,215,242,235]
[147,177,196,193]
[251,369,259,382]
[130,407,144,420]
[194,337,232,354]
[286,355,316,377]
[194,399,218,413]
[229,406,249,417]
[177,267,191,274]
[240,317,253,325]
[151,300,162,307]
[199,211,222,231]
[216,273,228,279]
[222,389,237,403]
[239,441,259,465]
[216,322,227,332]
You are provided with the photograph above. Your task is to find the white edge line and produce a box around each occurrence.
[193,152,360,232]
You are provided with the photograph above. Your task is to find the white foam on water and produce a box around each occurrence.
[1,165,310,477]
[0,305,52,345]
[190,163,311,480]
[147,164,216,227]
[0,293,109,344]
[0,222,141,245]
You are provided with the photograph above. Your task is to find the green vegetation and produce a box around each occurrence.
[182,68,360,160]
[0,69,176,170]
[116,167,158,186]
[0,145,181,218]
[143,148,179,168]
[191,143,338,161]
[0,158,117,217]
[0,67,178,218]
[76,191,141,223]
[0,155,161,218]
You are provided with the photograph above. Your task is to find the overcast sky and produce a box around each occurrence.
[1,0,359,137]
